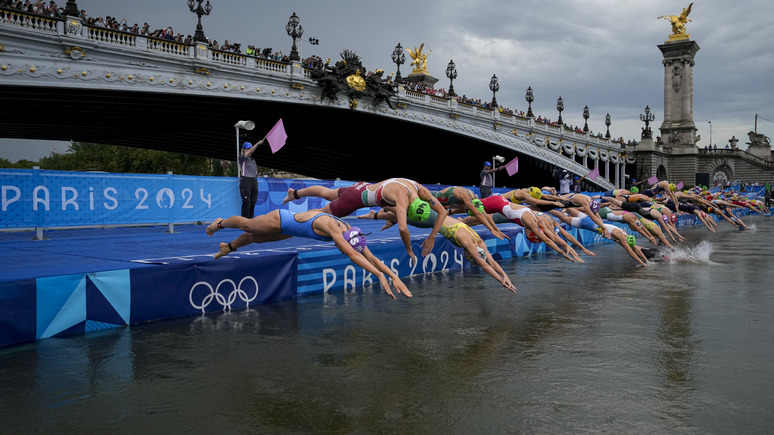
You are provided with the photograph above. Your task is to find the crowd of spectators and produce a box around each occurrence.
[2,1,638,144]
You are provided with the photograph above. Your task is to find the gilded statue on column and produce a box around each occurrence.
[406,43,432,74]
[658,3,693,41]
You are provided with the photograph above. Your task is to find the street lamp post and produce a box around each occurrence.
[489,74,499,108]
[556,96,564,126]
[605,113,611,138]
[525,86,534,118]
[63,0,79,16]
[639,105,655,139]
[234,120,255,177]
[445,60,458,97]
[391,43,405,83]
[285,12,304,61]
[708,120,712,148]
[583,105,590,133]
[187,0,212,43]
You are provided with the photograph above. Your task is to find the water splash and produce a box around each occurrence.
[665,240,715,264]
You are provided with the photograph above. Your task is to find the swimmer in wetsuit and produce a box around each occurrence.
[205,209,412,300]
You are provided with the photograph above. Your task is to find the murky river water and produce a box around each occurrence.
[1,216,773,434]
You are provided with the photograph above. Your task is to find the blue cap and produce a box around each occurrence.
[242,142,252,149]
[484,161,492,166]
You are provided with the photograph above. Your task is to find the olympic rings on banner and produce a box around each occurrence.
[189,276,259,312]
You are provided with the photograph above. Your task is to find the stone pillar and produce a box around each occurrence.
[658,40,700,150]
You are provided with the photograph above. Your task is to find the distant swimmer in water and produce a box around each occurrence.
[205,209,412,300]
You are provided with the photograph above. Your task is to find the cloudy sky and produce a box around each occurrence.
[2,0,773,162]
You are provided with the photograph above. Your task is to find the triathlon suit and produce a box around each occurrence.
[432,187,469,207]
[602,189,620,198]
[620,201,644,214]
[278,209,345,240]
[481,195,535,227]
[664,200,700,214]
[560,193,583,209]
[439,222,481,248]
[363,178,421,208]
[327,181,372,217]
[640,186,663,197]
[598,206,626,222]
[569,211,602,232]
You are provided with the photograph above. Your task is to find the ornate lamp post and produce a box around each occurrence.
[285,12,304,61]
[640,105,655,139]
[556,96,564,126]
[708,120,712,148]
[525,86,534,118]
[187,0,213,43]
[445,60,458,97]
[583,105,590,133]
[391,43,406,83]
[605,113,611,138]
[489,74,499,108]
[63,0,79,16]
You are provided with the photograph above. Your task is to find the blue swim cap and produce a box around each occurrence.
[242,142,253,149]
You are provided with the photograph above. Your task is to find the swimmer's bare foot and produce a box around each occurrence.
[359,210,377,219]
[380,220,395,231]
[206,218,223,236]
[282,188,297,205]
[214,242,234,260]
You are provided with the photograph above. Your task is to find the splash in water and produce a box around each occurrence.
[665,240,714,264]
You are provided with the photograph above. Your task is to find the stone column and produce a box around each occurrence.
[658,40,700,149]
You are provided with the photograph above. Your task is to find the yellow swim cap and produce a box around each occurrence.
[528,187,542,199]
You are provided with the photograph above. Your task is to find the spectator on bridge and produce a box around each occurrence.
[238,139,264,219]
[479,161,502,198]
[558,170,572,195]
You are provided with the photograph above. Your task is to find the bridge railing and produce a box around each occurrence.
[0,7,58,33]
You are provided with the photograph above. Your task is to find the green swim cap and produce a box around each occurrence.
[408,198,430,222]
[626,234,636,248]
[467,198,484,216]
[630,186,639,193]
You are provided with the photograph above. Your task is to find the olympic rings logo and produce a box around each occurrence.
[189,276,259,312]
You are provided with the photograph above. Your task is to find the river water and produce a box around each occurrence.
[1,216,773,434]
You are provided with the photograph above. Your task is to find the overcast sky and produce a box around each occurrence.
[2,0,773,162]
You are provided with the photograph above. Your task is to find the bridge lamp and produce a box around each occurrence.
[583,105,590,133]
[489,74,499,108]
[392,43,406,83]
[286,12,304,62]
[639,105,655,139]
[525,86,534,118]
[187,0,213,43]
[445,60,458,97]
[234,120,255,177]
[605,113,611,139]
[556,96,564,126]
[708,120,712,148]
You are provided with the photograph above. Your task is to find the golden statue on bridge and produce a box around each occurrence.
[406,43,432,74]
[658,3,693,41]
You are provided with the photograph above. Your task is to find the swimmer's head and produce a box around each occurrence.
[626,234,636,248]
[670,214,677,223]
[525,228,543,244]
[662,215,669,223]
[465,246,487,264]
[408,198,431,222]
[528,187,542,199]
[467,199,484,216]
[343,226,367,253]
[669,183,676,191]
[590,199,601,214]
[630,186,639,193]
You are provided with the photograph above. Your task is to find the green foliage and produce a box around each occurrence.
[30,142,236,176]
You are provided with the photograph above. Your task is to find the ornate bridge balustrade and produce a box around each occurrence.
[1,7,631,190]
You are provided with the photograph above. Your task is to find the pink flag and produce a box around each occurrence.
[647,175,659,185]
[676,181,684,190]
[587,166,599,181]
[505,157,519,176]
[265,118,287,153]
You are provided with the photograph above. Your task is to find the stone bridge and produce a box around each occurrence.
[0,7,637,189]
